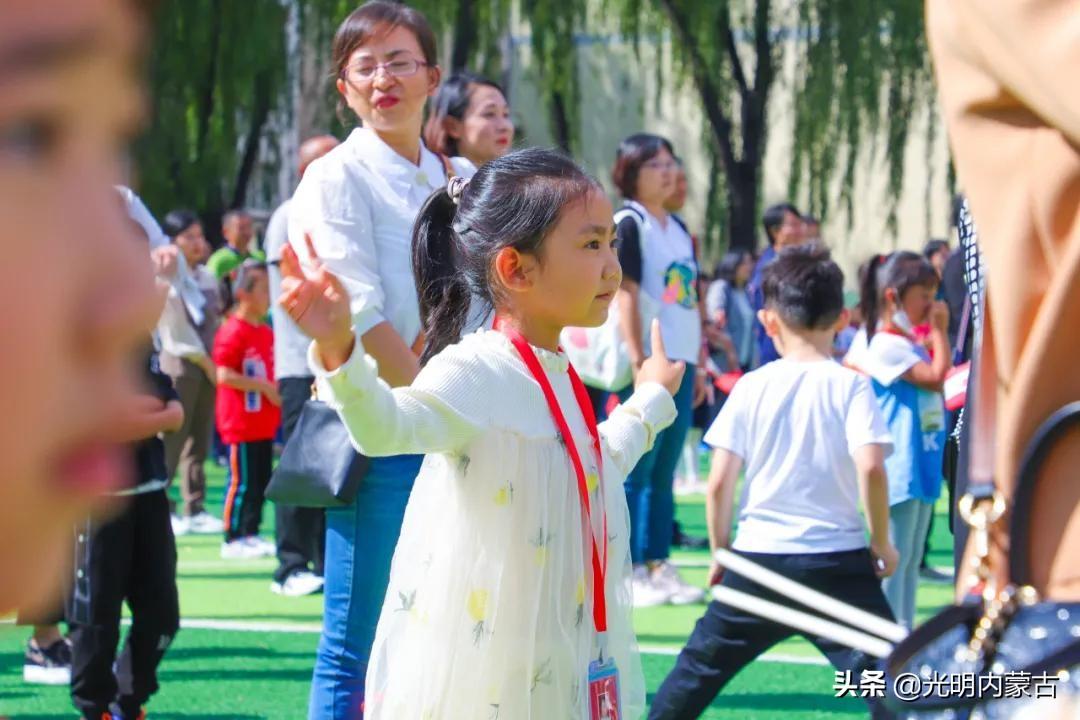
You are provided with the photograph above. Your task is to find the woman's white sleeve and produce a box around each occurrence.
[288,165,386,337]
[598,382,677,477]
[309,333,487,457]
[156,288,207,359]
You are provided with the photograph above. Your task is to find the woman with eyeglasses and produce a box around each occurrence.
[611,133,709,609]
[286,3,475,717]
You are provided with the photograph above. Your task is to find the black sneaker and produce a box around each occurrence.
[673,526,710,550]
[23,636,72,685]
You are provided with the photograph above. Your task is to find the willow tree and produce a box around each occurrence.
[606,0,934,252]
[132,0,288,244]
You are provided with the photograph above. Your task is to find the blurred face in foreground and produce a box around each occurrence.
[0,0,162,611]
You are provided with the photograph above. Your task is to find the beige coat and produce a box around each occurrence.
[927,0,1080,601]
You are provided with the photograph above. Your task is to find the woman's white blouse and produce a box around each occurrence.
[287,127,476,347]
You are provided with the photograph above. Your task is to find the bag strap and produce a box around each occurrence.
[955,307,1007,603]
[953,293,973,363]
[1008,402,1080,585]
[613,204,645,233]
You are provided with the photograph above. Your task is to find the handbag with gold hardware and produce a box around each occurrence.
[883,402,1080,717]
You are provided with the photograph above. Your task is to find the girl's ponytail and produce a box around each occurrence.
[412,187,470,365]
[859,253,887,339]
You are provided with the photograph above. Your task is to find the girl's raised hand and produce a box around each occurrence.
[636,319,686,397]
[279,235,355,368]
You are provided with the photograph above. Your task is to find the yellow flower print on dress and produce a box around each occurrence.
[585,472,599,493]
[530,527,554,567]
[493,479,514,506]
[486,684,501,720]
[468,588,489,645]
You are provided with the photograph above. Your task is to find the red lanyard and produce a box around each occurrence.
[497,321,608,633]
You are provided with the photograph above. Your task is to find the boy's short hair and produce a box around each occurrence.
[761,244,845,330]
[233,260,267,294]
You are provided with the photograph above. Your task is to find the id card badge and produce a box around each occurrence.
[916,387,945,433]
[588,658,621,720]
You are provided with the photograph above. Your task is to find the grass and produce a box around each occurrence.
[0,461,957,718]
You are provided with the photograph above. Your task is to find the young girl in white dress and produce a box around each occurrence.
[280,147,684,719]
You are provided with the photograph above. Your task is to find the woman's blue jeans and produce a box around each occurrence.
[308,454,422,719]
[619,364,695,564]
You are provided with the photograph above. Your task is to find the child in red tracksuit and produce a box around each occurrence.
[212,261,281,560]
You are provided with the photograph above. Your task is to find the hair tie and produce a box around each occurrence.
[447,176,470,206]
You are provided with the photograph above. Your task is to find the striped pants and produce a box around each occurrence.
[223,440,272,541]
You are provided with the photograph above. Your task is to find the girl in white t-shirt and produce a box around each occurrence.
[282,148,685,719]
[611,134,709,607]
[844,251,952,627]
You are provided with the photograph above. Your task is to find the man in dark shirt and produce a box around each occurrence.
[746,203,806,366]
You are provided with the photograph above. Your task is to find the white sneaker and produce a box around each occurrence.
[187,512,225,534]
[271,570,324,597]
[653,561,706,605]
[170,514,190,537]
[243,535,277,558]
[221,539,264,560]
[631,565,671,608]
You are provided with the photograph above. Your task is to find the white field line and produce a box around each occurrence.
[0,615,828,665]
[174,618,829,666]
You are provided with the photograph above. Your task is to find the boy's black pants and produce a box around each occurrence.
[67,488,179,719]
[649,548,896,720]
[223,439,273,541]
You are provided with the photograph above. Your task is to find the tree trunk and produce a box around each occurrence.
[727,160,759,252]
[451,0,477,72]
[550,89,573,154]
[196,0,223,163]
[231,70,273,210]
[656,0,775,253]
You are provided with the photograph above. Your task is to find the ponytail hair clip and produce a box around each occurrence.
[447,176,470,206]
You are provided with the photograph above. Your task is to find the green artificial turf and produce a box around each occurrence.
[0,461,957,718]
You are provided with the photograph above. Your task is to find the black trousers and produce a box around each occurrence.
[66,489,179,719]
[273,376,326,582]
[649,548,896,720]
[223,439,273,541]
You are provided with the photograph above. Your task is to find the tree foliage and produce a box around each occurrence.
[133,0,287,243]
[602,0,932,252]
[134,0,933,253]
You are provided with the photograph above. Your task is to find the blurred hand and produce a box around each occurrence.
[692,371,713,409]
[263,382,282,408]
[704,323,726,348]
[279,235,354,368]
[871,542,899,578]
[930,301,949,332]
[151,245,179,279]
[708,561,725,587]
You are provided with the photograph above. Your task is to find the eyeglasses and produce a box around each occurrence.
[343,57,428,83]
[642,159,678,171]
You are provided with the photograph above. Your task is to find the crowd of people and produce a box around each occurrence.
[7,0,1078,719]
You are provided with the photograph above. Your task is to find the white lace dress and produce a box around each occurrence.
[310,329,677,720]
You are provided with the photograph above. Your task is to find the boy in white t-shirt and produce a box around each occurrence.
[649,246,899,720]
